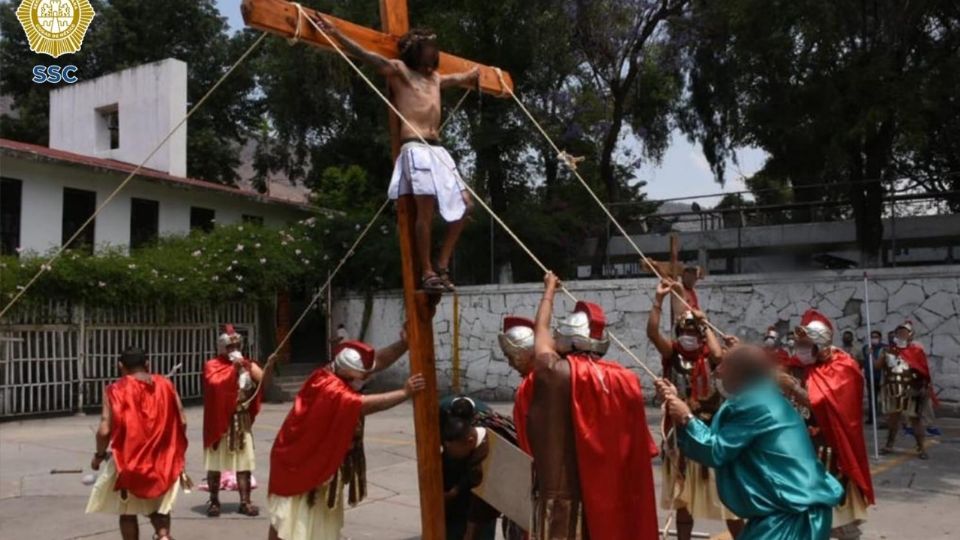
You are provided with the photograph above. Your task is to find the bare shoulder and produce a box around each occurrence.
[533,352,571,387]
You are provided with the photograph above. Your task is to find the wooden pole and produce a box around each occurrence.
[379,1,445,538]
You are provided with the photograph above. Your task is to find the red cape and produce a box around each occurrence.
[203,356,262,449]
[269,368,363,497]
[106,374,187,499]
[568,354,659,540]
[805,349,875,504]
[892,344,931,381]
[513,374,534,454]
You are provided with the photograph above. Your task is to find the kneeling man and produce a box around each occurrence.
[657,345,843,540]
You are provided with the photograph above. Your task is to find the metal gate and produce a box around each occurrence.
[0,301,259,417]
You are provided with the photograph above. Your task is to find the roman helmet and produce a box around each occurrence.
[794,309,834,348]
[333,340,376,376]
[217,324,243,355]
[674,310,704,337]
[498,316,535,359]
[895,320,914,336]
[555,301,610,355]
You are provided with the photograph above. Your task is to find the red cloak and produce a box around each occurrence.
[202,356,262,449]
[269,368,363,497]
[892,343,932,381]
[804,348,875,504]
[513,374,534,455]
[106,374,187,499]
[568,354,659,540]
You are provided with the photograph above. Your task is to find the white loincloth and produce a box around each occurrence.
[204,430,256,472]
[387,141,467,222]
[85,459,180,516]
[268,479,344,540]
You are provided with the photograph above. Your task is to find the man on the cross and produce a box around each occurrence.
[527,272,659,540]
[313,15,477,294]
[202,324,264,517]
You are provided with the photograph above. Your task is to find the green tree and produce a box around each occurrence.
[676,0,960,265]
[0,0,257,184]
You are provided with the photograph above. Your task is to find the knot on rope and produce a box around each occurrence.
[493,67,510,98]
[557,150,585,171]
[288,2,305,45]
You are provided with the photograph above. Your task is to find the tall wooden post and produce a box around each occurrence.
[378,2,445,538]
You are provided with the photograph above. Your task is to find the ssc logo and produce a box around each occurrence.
[32,65,79,84]
[16,0,96,58]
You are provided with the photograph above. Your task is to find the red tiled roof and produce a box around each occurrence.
[0,138,316,211]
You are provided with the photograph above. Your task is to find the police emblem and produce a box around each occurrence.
[16,0,95,58]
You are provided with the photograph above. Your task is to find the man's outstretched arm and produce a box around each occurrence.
[311,14,402,77]
[440,67,480,89]
[534,272,559,359]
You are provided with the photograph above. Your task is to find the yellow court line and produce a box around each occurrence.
[869,439,939,476]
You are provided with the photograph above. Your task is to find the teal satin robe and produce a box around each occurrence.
[679,380,843,540]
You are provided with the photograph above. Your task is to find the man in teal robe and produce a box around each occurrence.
[657,344,843,540]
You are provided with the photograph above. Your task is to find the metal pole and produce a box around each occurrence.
[326,271,333,360]
[863,274,880,461]
[889,194,897,267]
[76,303,85,416]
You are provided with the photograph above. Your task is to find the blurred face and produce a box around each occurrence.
[870,332,882,345]
[225,343,241,355]
[420,43,438,74]
[842,332,854,345]
[894,328,911,347]
[442,430,477,460]
[682,269,698,288]
[794,335,817,365]
[507,349,534,376]
[677,328,702,352]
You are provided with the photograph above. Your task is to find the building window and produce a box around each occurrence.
[62,187,96,254]
[190,207,215,233]
[96,104,120,151]
[242,214,264,226]
[129,198,159,249]
[1,177,23,256]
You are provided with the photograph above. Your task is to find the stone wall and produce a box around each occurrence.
[333,266,960,413]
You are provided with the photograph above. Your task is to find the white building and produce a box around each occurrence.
[0,58,312,256]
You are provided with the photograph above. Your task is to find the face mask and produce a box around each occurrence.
[228,350,243,363]
[714,378,731,398]
[796,347,816,365]
[678,335,701,352]
[871,338,881,346]
[786,339,796,349]
[894,338,908,349]
[763,337,776,348]
[349,378,367,391]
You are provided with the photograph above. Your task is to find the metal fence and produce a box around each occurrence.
[0,301,258,418]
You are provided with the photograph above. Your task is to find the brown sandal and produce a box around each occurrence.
[206,500,221,517]
[238,502,260,516]
[420,273,446,294]
[437,268,456,292]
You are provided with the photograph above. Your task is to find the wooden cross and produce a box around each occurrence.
[241,2,514,538]
[642,233,703,321]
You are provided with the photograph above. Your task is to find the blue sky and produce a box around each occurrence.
[215,0,765,205]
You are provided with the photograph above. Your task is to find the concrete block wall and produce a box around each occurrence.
[333,266,960,413]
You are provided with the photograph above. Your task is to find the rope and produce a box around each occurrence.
[0,32,270,320]
[492,69,728,339]
[439,89,472,133]
[294,5,661,380]
[241,198,390,408]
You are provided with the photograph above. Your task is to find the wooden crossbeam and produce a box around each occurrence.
[241,0,515,96]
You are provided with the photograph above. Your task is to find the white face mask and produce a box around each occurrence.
[228,350,243,363]
[871,338,881,346]
[763,337,776,348]
[714,378,731,398]
[678,335,701,352]
[894,337,908,348]
[796,347,816,365]
[786,339,796,350]
[349,378,367,391]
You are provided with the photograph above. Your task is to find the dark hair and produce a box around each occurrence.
[441,397,475,442]
[119,347,148,369]
[871,330,882,338]
[398,28,439,71]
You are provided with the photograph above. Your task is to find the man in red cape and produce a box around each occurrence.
[787,309,875,540]
[880,320,936,459]
[525,272,659,540]
[85,347,187,540]
[267,337,423,540]
[648,279,742,540]
[497,315,536,454]
[202,324,264,517]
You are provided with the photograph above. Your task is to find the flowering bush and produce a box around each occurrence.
[1,211,400,308]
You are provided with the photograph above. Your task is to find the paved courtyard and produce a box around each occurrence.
[1,401,958,539]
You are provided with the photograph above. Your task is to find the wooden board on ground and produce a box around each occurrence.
[472,429,532,531]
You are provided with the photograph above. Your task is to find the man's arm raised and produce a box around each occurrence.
[647,279,675,358]
[311,14,403,77]
[534,272,560,360]
[361,373,425,415]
